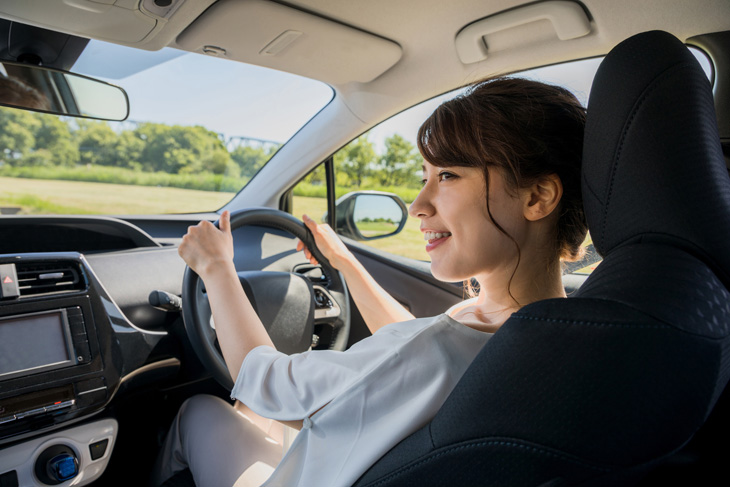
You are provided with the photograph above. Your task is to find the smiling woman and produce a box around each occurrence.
[0,39,332,216]
[153,74,590,487]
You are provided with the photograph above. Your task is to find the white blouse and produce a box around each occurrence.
[231,313,492,487]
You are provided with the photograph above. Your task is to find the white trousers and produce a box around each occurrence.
[152,395,283,487]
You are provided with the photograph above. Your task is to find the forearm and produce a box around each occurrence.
[337,254,415,333]
[201,261,275,380]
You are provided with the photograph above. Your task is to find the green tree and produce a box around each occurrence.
[35,115,78,166]
[377,134,423,187]
[335,135,376,188]
[134,123,228,174]
[112,131,145,170]
[75,120,119,166]
[231,145,274,178]
[200,148,239,178]
[22,149,54,167]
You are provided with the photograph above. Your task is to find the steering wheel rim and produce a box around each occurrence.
[182,208,350,390]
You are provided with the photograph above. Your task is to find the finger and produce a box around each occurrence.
[302,214,318,232]
[296,239,304,252]
[219,210,231,233]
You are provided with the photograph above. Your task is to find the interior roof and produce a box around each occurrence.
[283,0,730,122]
[1,0,728,118]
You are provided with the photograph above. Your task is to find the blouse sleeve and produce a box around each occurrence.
[230,327,406,421]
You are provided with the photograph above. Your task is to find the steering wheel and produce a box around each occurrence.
[181,208,350,390]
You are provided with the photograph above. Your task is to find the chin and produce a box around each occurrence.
[430,260,468,284]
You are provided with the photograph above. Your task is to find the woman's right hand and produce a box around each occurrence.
[297,214,353,270]
[178,210,235,279]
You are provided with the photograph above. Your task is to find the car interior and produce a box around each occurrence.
[0,1,729,486]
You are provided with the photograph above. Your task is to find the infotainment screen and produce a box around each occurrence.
[0,310,75,380]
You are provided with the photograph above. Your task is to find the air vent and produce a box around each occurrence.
[16,261,86,297]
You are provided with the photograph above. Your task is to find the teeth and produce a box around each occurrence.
[423,231,452,241]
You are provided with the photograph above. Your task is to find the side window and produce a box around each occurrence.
[292,52,713,269]
[290,163,328,224]
[332,134,429,261]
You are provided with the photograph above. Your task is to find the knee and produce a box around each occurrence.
[178,394,231,430]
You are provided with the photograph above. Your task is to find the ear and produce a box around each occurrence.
[521,174,563,222]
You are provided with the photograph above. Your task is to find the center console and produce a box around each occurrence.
[0,255,124,486]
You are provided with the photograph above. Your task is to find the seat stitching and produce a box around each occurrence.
[361,440,613,487]
[509,313,671,329]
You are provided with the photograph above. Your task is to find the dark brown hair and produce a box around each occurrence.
[418,76,587,272]
[0,77,50,111]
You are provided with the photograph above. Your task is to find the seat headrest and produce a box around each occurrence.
[583,30,730,284]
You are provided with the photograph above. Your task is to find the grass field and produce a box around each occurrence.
[0,177,233,214]
[0,177,431,261]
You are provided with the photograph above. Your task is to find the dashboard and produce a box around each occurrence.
[0,214,311,486]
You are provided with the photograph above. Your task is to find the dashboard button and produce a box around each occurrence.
[48,453,78,482]
[65,306,83,317]
[73,340,91,363]
[89,439,109,461]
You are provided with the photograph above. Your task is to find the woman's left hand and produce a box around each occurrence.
[178,210,235,278]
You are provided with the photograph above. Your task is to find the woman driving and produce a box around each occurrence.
[153,76,587,487]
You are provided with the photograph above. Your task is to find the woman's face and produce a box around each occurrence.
[409,161,526,283]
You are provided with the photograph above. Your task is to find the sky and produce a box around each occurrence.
[73,40,333,144]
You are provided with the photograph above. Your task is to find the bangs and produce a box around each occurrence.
[417,94,482,169]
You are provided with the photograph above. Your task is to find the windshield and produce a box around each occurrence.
[0,40,332,215]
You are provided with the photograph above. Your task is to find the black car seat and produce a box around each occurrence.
[353,30,730,486]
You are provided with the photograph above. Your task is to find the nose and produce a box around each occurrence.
[408,184,435,219]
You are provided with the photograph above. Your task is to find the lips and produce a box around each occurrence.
[423,230,452,252]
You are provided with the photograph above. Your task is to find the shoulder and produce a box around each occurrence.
[374,314,453,337]
[445,297,479,317]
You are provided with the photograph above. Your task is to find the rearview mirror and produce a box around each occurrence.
[334,191,408,241]
[0,62,129,121]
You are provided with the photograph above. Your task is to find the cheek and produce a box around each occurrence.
[486,187,526,239]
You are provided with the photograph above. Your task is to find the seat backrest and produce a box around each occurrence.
[354,30,730,487]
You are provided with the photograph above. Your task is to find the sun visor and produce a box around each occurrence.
[176,0,402,85]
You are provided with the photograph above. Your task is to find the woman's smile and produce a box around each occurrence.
[424,231,452,252]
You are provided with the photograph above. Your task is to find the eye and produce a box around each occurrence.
[438,171,457,182]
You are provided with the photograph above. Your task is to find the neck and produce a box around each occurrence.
[471,252,565,325]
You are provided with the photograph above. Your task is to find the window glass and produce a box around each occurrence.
[0,39,332,215]
[298,49,714,273]
[291,163,328,223]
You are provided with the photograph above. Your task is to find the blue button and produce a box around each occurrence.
[50,454,78,481]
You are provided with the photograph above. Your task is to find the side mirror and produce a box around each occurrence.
[334,191,408,241]
[0,62,129,121]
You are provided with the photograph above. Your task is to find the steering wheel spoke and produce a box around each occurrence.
[313,285,342,323]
